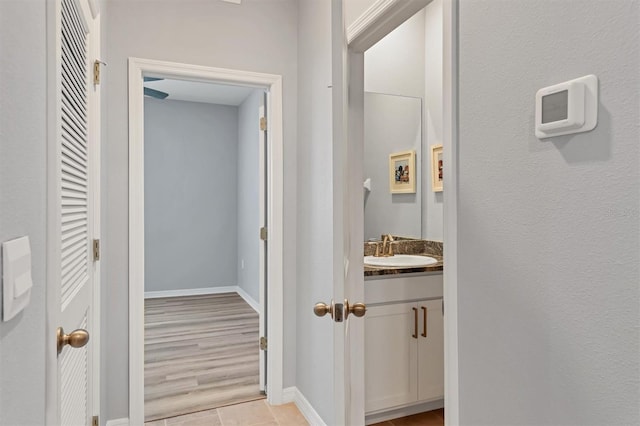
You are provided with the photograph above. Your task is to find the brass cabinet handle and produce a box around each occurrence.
[412,307,418,339]
[57,327,89,354]
[421,306,428,337]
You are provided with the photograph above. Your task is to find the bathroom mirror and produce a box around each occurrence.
[364,92,423,241]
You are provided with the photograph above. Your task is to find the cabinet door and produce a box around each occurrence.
[417,299,445,401]
[365,302,418,412]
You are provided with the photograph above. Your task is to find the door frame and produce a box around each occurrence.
[127,57,285,425]
[344,0,459,424]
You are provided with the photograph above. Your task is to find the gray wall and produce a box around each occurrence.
[104,0,298,419]
[364,10,425,98]
[144,98,239,292]
[364,10,442,241]
[0,2,47,425]
[364,93,422,240]
[423,0,443,242]
[237,90,264,303]
[296,0,335,422]
[457,1,639,424]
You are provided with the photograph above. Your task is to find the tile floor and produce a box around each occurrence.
[145,399,443,426]
[371,408,444,426]
[144,399,308,426]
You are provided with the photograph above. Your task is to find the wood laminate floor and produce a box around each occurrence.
[371,408,444,426]
[145,293,263,422]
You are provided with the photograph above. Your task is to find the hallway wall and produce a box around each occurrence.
[0,2,47,425]
[457,1,640,424]
[296,0,336,422]
[103,0,298,420]
[144,98,239,292]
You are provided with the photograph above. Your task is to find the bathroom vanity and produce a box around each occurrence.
[363,240,444,423]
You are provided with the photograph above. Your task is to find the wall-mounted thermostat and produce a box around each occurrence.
[535,74,598,139]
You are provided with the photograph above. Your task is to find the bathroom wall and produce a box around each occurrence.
[364,93,422,240]
[144,98,239,292]
[363,5,446,242]
[364,10,426,240]
[0,2,47,425]
[104,1,298,419]
[364,10,425,98]
[237,90,264,304]
[423,0,443,242]
[457,1,639,424]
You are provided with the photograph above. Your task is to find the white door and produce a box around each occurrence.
[46,0,101,424]
[330,0,366,424]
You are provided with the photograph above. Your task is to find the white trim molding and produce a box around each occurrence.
[105,418,129,426]
[347,0,432,52]
[143,286,237,299]
[143,285,260,314]
[282,387,327,426]
[235,286,260,313]
[128,57,285,425]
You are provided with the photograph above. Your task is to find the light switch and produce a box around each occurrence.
[2,236,33,321]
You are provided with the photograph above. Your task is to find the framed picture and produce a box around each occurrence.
[431,144,443,192]
[389,150,416,194]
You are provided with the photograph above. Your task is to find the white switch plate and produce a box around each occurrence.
[2,236,33,321]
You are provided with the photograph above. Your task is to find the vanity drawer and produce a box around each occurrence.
[365,273,443,305]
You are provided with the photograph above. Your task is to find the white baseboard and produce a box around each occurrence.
[235,286,260,313]
[281,386,297,403]
[144,286,237,299]
[365,399,444,425]
[144,285,261,314]
[105,418,129,426]
[281,387,326,426]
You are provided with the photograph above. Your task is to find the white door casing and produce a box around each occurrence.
[259,100,267,392]
[127,58,285,426]
[46,0,101,424]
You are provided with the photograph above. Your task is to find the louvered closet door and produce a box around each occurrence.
[56,0,97,424]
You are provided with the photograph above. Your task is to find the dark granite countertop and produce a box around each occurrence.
[364,254,443,277]
[363,238,443,277]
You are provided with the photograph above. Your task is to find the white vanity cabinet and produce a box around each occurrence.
[365,302,418,411]
[364,274,444,415]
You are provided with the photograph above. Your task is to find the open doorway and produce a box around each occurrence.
[360,5,445,425]
[128,58,285,426]
[141,78,266,421]
[345,0,458,424]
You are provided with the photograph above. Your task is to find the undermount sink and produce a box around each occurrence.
[364,254,438,268]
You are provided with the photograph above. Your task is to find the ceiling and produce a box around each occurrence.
[143,78,258,106]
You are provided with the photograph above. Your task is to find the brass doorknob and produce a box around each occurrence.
[57,327,89,354]
[345,301,367,318]
[314,302,334,319]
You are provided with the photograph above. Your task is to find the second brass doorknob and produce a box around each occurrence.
[345,301,367,318]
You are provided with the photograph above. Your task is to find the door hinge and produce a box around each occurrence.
[260,336,267,351]
[93,60,106,85]
[259,227,268,241]
[93,239,100,262]
[259,116,267,131]
[92,415,99,426]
